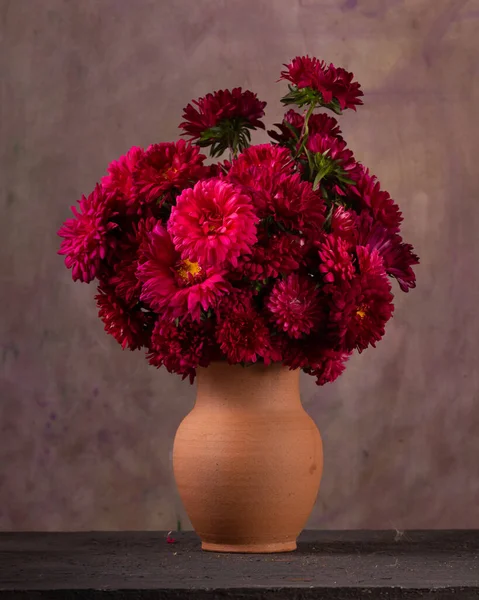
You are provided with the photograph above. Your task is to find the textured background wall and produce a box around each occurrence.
[1,0,478,531]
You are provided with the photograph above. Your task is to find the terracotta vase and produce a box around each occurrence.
[173,362,323,553]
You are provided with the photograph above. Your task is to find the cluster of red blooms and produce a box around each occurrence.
[58,56,418,385]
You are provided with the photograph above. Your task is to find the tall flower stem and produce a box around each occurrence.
[294,101,317,159]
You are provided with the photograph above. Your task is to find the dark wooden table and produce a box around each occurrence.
[0,530,478,599]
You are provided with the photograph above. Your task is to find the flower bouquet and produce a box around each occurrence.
[58,56,418,552]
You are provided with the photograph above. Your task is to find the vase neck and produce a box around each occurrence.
[195,362,301,410]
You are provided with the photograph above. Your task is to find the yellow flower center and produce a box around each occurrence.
[176,259,202,281]
[356,305,367,319]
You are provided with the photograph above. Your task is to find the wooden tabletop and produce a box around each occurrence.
[0,530,478,598]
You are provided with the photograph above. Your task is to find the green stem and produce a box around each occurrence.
[294,101,316,159]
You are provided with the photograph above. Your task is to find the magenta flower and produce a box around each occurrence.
[96,284,152,350]
[137,224,230,321]
[351,166,403,233]
[102,146,145,214]
[180,87,267,141]
[58,184,118,283]
[270,109,342,144]
[147,316,213,383]
[216,294,281,364]
[328,272,394,352]
[266,273,324,338]
[316,233,355,285]
[133,140,206,206]
[169,178,259,268]
[280,56,363,111]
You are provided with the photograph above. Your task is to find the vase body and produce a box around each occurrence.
[173,362,323,553]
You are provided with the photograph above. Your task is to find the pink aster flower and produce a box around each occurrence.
[308,348,351,386]
[330,206,358,247]
[105,217,157,304]
[307,133,358,175]
[238,231,307,280]
[268,173,325,235]
[168,178,258,268]
[356,245,386,277]
[280,56,363,111]
[216,297,281,365]
[228,144,294,186]
[351,166,403,233]
[316,233,355,285]
[356,212,419,292]
[132,140,206,206]
[147,316,213,383]
[96,284,152,350]
[58,184,118,283]
[101,146,145,214]
[328,272,394,352]
[269,109,342,145]
[137,224,230,321]
[180,88,266,140]
[266,273,324,338]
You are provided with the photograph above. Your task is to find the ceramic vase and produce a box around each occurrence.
[173,361,322,553]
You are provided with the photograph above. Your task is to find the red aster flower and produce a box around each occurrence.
[330,206,357,247]
[216,297,281,365]
[280,56,363,111]
[350,166,403,233]
[308,348,351,385]
[137,224,230,321]
[228,144,294,187]
[58,184,118,283]
[132,140,206,206]
[168,178,258,268]
[282,338,351,384]
[356,212,419,292]
[104,217,153,303]
[95,284,151,350]
[269,109,342,144]
[307,133,358,176]
[180,87,267,141]
[147,316,213,383]
[268,173,325,236]
[239,231,307,280]
[328,272,394,352]
[316,233,355,285]
[101,146,144,214]
[356,245,386,277]
[266,273,324,338]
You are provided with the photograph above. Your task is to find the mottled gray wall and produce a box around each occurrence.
[1,0,478,531]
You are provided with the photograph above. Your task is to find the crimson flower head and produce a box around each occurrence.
[328,271,394,353]
[96,283,152,350]
[102,146,145,214]
[168,178,258,268]
[267,173,325,236]
[180,88,266,137]
[148,316,213,383]
[356,211,419,292]
[228,144,294,184]
[309,348,351,385]
[280,56,363,112]
[266,273,324,338]
[58,184,118,283]
[137,224,230,322]
[350,166,403,233]
[269,109,342,145]
[238,231,306,281]
[316,233,355,285]
[133,140,206,207]
[180,88,266,156]
[216,292,281,365]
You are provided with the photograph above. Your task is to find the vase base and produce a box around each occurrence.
[201,540,297,554]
